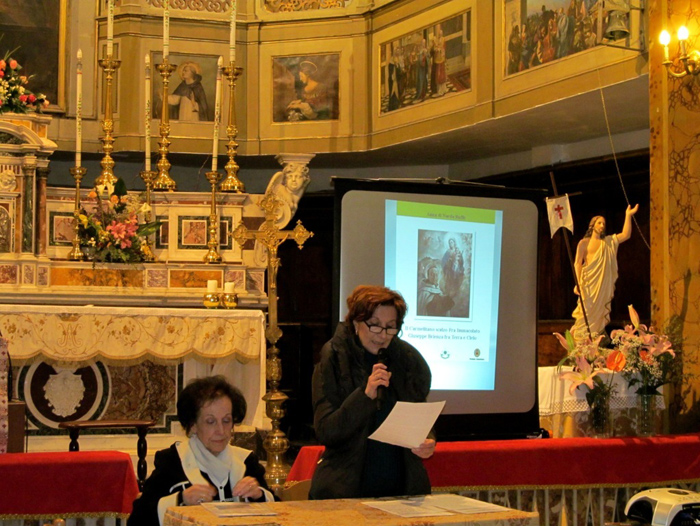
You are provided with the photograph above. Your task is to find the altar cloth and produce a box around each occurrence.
[0,451,139,519]
[0,304,265,364]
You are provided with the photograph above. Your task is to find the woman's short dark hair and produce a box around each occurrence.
[177,376,247,434]
[344,285,408,327]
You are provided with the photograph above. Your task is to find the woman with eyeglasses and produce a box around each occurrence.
[309,285,435,500]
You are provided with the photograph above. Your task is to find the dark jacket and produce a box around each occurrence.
[309,322,432,499]
[128,443,269,526]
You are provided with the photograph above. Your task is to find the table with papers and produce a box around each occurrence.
[164,497,539,526]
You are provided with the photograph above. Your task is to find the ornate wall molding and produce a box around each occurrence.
[263,0,347,13]
[148,0,230,13]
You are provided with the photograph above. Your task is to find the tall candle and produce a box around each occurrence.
[145,54,151,172]
[163,0,170,60]
[207,280,218,293]
[106,0,114,57]
[75,49,83,168]
[212,56,223,172]
[229,0,236,64]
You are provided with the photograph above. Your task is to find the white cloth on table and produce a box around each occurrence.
[538,366,664,416]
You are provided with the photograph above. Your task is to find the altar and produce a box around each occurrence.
[538,366,664,437]
[0,304,268,452]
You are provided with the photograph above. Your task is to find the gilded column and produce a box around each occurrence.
[649,0,700,430]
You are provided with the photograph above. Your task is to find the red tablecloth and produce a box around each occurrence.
[288,434,700,489]
[0,451,139,518]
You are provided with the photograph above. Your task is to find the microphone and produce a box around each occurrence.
[376,347,388,411]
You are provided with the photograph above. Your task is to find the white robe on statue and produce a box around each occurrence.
[571,234,619,341]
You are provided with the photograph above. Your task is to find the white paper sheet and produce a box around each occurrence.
[411,494,513,514]
[368,400,445,449]
[200,502,277,517]
[362,500,454,517]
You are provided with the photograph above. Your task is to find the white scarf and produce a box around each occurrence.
[188,434,235,487]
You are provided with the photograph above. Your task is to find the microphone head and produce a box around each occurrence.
[377,347,388,365]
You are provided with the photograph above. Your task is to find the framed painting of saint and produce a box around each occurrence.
[272,54,340,123]
[151,52,219,122]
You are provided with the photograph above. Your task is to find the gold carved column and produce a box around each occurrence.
[649,0,700,430]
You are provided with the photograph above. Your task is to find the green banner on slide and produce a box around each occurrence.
[396,201,496,224]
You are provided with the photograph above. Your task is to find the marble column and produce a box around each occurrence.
[35,166,49,257]
[649,0,700,430]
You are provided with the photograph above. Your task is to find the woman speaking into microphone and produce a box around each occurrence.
[310,285,436,500]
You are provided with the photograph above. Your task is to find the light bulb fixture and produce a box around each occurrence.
[659,25,700,77]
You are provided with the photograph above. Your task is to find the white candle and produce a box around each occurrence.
[212,56,223,172]
[163,0,170,60]
[224,282,235,294]
[229,1,236,64]
[145,54,151,172]
[76,49,82,168]
[207,280,218,293]
[107,0,114,57]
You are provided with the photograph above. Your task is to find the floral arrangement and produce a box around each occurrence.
[78,178,159,263]
[611,305,678,395]
[555,331,626,410]
[0,49,49,114]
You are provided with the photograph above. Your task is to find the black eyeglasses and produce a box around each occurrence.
[364,321,399,336]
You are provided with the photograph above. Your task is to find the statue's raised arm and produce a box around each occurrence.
[616,204,639,244]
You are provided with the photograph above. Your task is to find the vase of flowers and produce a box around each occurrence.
[555,331,626,438]
[0,49,49,114]
[611,305,678,437]
[78,178,159,263]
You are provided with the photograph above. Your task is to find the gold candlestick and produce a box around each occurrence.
[203,170,223,264]
[220,64,245,193]
[68,166,87,261]
[139,169,157,262]
[153,58,178,192]
[95,58,121,187]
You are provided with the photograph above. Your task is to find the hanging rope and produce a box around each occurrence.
[596,68,651,251]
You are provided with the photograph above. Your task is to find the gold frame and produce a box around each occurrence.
[0,0,68,112]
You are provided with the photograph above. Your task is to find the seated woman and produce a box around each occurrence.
[310,285,435,500]
[128,376,274,526]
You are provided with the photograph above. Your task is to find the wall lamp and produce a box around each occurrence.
[660,26,700,77]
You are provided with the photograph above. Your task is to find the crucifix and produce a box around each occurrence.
[231,192,313,492]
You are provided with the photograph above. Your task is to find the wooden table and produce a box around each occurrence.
[163,499,539,526]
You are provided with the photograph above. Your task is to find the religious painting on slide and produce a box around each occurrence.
[0,0,65,110]
[379,11,471,115]
[417,230,473,319]
[503,0,604,76]
[272,54,340,122]
[151,52,218,122]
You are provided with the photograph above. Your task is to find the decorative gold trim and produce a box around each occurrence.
[264,0,346,13]
[57,0,68,109]
[0,513,130,520]
[432,478,700,493]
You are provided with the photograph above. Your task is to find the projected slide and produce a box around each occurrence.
[385,200,503,391]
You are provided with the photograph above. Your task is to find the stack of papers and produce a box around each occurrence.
[363,494,512,518]
[201,502,277,517]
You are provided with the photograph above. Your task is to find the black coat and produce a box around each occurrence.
[128,443,269,526]
[309,322,432,499]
